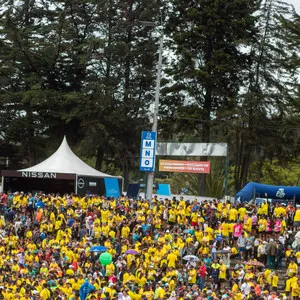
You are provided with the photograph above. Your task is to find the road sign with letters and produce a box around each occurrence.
[140,131,156,172]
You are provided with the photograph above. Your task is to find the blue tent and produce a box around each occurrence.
[235,182,300,202]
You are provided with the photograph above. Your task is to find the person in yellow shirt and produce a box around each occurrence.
[292,278,300,299]
[40,283,51,300]
[261,201,268,215]
[168,207,177,224]
[105,262,115,277]
[286,277,292,296]
[215,201,222,216]
[201,232,211,244]
[221,222,230,241]
[191,211,198,227]
[221,205,229,219]
[211,259,220,289]
[286,275,299,298]
[258,216,267,239]
[287,260,298,277]
[244,268,254,281]
[136,271,147,287]
[295,250,300,265]
[154,283,166,299]
[219,259,227,288]
[195,229,203,243]
[188,267,197,284]
[294,206,300,231]
[205,226,214,240]
[166,251,177,268]
[243,215,252,233]
[121,224,130,239]
[142,287,154,299]
[229,207,238,221]
[264,268,272,285]
[238,206,247,221]
[286,246,293,266]
[231,279,239,294]
[271,271,279,291]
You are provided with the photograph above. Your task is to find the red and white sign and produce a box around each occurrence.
[159,160,210,173]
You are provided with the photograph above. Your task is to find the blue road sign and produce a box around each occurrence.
[140,131,156,172]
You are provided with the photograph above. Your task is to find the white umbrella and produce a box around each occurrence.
[183,255,200,261]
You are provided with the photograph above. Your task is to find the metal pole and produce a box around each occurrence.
[75,174,78,195]
[145,32,163,201]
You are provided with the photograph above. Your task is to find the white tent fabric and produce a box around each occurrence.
[20,136,118,178]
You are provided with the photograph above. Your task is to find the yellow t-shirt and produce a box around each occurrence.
[286,278,291,292]
[40,288,51,300]
[167,252,177,268]
[294,210,300,222]
[221,223,229,237]
[292,282,300,297]
[261,203,268,215]
[229,208,238,221]
[258,219,267,231]
[287,262,298,276]
[272,275,279,287]
[188,269,197,284]
[238,207,247,220]
[219,264,227,279]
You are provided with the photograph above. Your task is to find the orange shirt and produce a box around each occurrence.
[36,210,43,222]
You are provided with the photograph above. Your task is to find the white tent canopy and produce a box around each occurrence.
[20,136,119,178]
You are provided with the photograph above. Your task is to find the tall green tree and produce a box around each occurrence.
[76,0,161,187]
[232,0,300,191]
[162,0,260,194]
[0,0,161,188]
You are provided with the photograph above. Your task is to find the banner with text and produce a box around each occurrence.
[159,160,211,173]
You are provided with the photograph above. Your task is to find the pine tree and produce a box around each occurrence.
[164,0,260,194]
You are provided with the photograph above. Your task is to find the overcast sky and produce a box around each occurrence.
[285,0,300,13]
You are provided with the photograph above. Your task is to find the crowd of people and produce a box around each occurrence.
[0,191,299,299]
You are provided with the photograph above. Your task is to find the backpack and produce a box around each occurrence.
[6,196,13,207]
[265,244,270,255]
[277,244,285,257]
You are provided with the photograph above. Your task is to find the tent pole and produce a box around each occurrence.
[121,177,124,195]
[75,175,78,195]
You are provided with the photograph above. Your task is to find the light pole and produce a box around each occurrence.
[141,21,163,202]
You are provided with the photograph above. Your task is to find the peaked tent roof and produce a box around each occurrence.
[20,136,120,178]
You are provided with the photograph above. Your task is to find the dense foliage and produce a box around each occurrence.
[0,0,299,196]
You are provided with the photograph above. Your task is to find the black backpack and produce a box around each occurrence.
[277,244,285,257]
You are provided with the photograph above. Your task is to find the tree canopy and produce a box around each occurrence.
[0,0,299,196]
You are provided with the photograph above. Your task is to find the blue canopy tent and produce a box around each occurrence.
[235,182,300,202]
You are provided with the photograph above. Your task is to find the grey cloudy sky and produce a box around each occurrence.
[285,0,300,13]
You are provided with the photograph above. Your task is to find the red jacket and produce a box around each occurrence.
[197,265,207,277]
